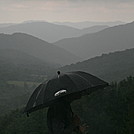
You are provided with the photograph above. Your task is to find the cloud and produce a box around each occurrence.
[0,0,133,23]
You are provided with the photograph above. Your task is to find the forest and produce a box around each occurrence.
[0,76,133,134]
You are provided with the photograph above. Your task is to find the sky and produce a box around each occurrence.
[0,0,134,23]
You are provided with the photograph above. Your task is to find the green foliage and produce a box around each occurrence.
[72,76,134,134]
[0,80,36,115]
[0,109,48,134]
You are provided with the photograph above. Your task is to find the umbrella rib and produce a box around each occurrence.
[24,71,109,114]
[67,72,92,86]
[64,74,79,90]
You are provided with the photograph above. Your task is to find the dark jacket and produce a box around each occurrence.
[47,101,75,134]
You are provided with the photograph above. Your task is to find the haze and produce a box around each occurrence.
[0,0,134,23]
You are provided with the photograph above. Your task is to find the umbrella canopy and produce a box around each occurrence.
[24,71,109,114]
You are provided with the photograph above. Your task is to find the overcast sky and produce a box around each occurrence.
[0,0,134,23]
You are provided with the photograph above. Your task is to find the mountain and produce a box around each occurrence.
[0,49,57,67]
[0,49,57,114]
[0,33,79,65]
[60,48,134,82]
[54,22,134,60]
[0,23,15,28]
[0,21,80,42]
[0,21,108,42]
[0,49,58,81]
[80,25,108,34]
[54,21,125,29]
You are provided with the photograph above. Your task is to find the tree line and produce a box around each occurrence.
[0,76,133,134]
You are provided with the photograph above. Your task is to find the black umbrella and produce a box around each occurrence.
[24,71,109,115]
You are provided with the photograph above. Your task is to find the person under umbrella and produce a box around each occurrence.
[47,92,88,134]
[24,71,109,134]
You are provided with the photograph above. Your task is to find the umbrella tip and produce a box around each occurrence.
[57,71,60,78]
[57,71,60,75]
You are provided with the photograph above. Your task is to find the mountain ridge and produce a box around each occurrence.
[54,21,125,29]
[54,21,134,60]
[0,21,109,42]
[60,48,134,82]
[0,33,80,65]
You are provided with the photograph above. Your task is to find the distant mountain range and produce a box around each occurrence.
[60,48,134,82]
[0,23,16,28]
[54,21,134,60]
[0,21,108,42]
[0,33,79,65]
[54,21,125,29]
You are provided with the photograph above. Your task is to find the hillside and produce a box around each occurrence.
[0,23,15,28]
[0,33,80,65]
[0,21,108,42]
[80,25,108,34]
[60,48,134,82]
[54,22,134,60]
[0,49,59,81]
[0,49,59,114]
[54,21,124,29]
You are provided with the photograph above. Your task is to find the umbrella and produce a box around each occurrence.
[24,71,109,115]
